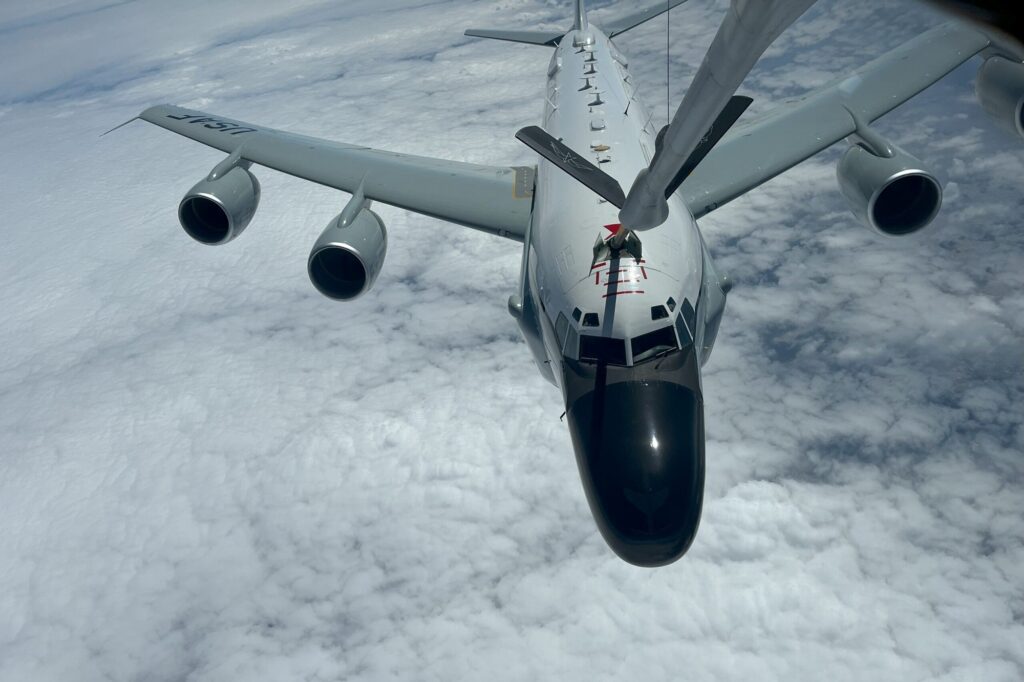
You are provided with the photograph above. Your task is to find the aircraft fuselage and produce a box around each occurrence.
[514,27,729,565]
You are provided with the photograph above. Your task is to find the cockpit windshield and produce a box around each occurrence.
[567,297,697,367]
[630,326,678,363]
[579,335,627,365]
[574,324,683,366]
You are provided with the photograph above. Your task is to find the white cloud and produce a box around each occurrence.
[1,1,1022,680]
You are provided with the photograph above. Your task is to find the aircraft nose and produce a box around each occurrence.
[566,379,705,567]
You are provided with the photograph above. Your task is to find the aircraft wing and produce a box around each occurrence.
[679,22,992,220]
[137,105,535,241]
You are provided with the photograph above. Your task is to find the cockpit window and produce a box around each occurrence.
[579,334,627,365]
[675,314,693,346]
[650,305,669,321]
[572,307,582,322]
[582,312,600,328]
[681,298,696,335]
[666,297,677,312]
[631,326,678,363]
[564,326,579,357]
[555,312,569,347]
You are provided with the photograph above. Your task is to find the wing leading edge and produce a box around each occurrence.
[138,105,535,241]
[680,22,992,219]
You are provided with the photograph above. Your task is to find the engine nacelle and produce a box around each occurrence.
[178,166,260,245]
[836,143,942,237]
[976,56,1024,140]
[307,208,387,301]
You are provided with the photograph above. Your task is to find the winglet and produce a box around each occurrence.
[100,116,139,137]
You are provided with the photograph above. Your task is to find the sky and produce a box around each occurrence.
[0,0,1022,680]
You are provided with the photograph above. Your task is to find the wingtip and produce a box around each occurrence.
[100,116,139,138]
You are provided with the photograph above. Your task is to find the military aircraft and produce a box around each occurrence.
[117,0,1024,565]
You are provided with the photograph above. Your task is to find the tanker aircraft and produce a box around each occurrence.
[117,0,1024,565]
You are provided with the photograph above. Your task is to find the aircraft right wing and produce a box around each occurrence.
[679,22,992,219]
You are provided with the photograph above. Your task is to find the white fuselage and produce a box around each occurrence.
[510,26,722,568]
[524,27,712,392]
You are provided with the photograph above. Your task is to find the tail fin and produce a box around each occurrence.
[463,28,564,46]
[603,0,690,38]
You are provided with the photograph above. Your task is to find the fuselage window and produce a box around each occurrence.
[579,335,627,365]
[630,326,678,363]
[582,312,600,328]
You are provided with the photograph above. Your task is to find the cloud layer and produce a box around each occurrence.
[1,1,1022,680]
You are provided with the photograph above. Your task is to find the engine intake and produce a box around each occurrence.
[178,166,260,245]
[836,143,941,237]
[308,208,387,300]
[976,56,1024,140]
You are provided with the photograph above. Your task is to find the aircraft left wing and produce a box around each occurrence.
[137,105,535,241]
[679,22,991,219]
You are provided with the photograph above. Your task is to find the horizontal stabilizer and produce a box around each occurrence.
[464,28,564,46]
[516,125,625,207]
[603,0,690,37]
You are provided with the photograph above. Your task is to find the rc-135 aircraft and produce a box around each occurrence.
[121,0,1023,565]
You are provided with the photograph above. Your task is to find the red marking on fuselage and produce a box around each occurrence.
[602,290,645,298]
[591,259,643,270]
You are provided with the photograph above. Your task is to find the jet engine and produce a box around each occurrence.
[308,208,387,300]
[976,56,1024,140]
[178,166,261,245]
[836,142,942,237]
